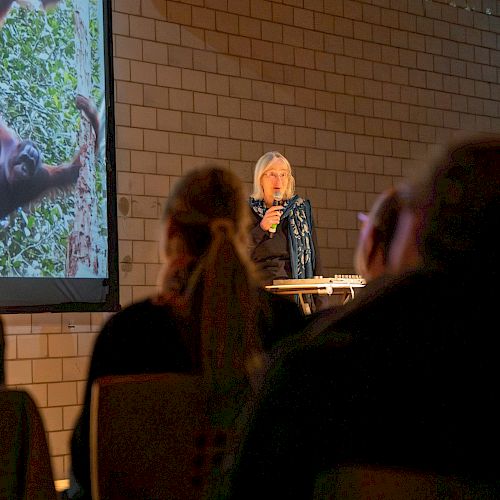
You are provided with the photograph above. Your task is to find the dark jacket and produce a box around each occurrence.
[223,270,500,498]
[69,289,304,499]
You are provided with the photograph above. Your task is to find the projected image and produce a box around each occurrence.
[0,0,108,280]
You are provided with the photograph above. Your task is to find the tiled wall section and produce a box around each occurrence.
[4,0,500,480]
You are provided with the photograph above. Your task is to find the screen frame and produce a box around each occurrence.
[0,0,119,314]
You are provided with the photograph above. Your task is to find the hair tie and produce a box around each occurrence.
[209,218,235,236]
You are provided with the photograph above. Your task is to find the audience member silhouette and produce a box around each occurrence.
[0,316,4,386]
[354,186,406,282]
[221,136,500,498]
[65,166,304,500]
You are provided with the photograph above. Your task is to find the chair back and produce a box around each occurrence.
[0,389,57,500]
[314,464,497,499]
[90,372,234,500]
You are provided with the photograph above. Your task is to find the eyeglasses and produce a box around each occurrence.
[263,170,289,180]
[357,212,369,223]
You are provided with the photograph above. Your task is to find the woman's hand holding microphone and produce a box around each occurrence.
[260,205,283,232]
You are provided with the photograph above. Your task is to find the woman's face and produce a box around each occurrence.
[260,157,290,207]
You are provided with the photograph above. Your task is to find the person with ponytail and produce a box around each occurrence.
[65,166,304,500]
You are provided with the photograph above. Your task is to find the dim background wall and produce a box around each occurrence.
[3,0,499,480]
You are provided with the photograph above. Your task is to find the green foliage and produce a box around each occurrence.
[0,0,107,277]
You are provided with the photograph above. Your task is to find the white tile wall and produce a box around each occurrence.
[4,0,500,481]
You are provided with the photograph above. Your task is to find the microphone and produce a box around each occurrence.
[268,190,283,237]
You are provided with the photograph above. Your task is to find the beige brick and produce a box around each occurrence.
[145,174,170,197]
[262,103,283,124]
[156,20,180,44]
[131,105,157,129]
[355,135,373,154]
[218,138,241,160]
[295,127,315,147]
[157,109,182,132]
[345,152,364,173]
[384,157,402,176]
[157,153,182,176]
[283,106,304,127]
[30,314,61,334]
[274,124,295,144]
[77,332,99,357]
[116,81,143,105]
[218,96,241,118]
[116,126,144,150]
[205,30,228,54]
[166,2,191,25]
[194,134,218,158]
[142,0,166,20]
[63,405,82,430]
[168,45,193,69]
[207,116,230,137]
[239,100,261,122]
[315,130,334,149]
[5,360,32,385]
[40,407,63,432]
[120,262,146,285]
[192,93,216,116]
[182,112,206,134]
[230,119,252,140]
[131,195,161,218]
[383,119,401,139]
[179,27,204,51]
[230,77,252,99]
[48,429,72,457]
[216,11,239,34]
[262,62,284,83]
[62,357,90,382]
[33,359,62,383]
[146,264,161,286]
[169,89,194,111]
[143,41,168,65]
[114,58,131,81]
[118,172,145,196]
[48,334,78,358]
[114,103,131,127]
[133,241,159,263]
[326,112,346,132]
[192,6,216,29]
[47,382,78,406]
[346,191,365,211]
[168,132,194,155]
[207,74,230,96]
[250,0,272,20]
[131,151,156,174]
[115,0,140,15]
[115,35,143,60]
[365,155,383,174]
[130,15,155,40]
[112,11,130,36]
[4,334,15,359]
[17,335,47,359]
[374,137,392,156]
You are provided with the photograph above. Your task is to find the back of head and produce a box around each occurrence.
[164,166,249,256]
[354,187,404,281]
[415,135,500,275]
[162,166,264,415]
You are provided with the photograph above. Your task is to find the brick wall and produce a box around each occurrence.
[3,0,499,480]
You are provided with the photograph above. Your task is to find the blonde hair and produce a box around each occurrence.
[159,166,265,400]
[251,151,296,200]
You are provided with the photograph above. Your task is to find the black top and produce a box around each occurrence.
[69,290,305,499]
[249,209,323,286]
[223,270,500,498]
